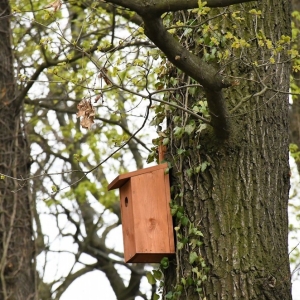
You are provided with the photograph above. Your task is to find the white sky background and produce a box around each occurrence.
[289,157,300,300]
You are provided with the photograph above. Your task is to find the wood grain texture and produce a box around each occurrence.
[109,163,175,263]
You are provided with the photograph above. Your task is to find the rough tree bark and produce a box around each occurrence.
[164,1,292,300]
[290,0,300,170]
[0,0,36,299]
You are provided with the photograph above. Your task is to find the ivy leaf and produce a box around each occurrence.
[160,257,169,269]
[196,123,207,134]
[177,241,184,250]
[163,137,169,145]
[183,28,193,36]
[153,294,160,300]
[180,216,189,226]
[184,121,196,135]
[174,126,184,138]
[171,204,178,216]
[153,269,163,280]
[190,238,203,249]
[187,168,193,177]
[192,266,201,277]
[176,210,183,219]
[201,161,210,172]
[189,251,198,264]
[146,272,156,285]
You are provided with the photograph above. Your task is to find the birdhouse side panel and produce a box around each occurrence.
[163,170,175,253]
[119,180,137,262]
[130,169,173,254]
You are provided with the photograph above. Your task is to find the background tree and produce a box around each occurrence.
[11,0,157,298]
[0,0,35,299]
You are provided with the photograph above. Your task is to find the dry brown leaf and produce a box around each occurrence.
[49,0,62,11]
[76,99,95,129]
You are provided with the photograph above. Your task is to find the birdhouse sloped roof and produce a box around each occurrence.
[107,163,169,191]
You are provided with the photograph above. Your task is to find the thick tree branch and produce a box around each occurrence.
[105,0,256,16]
[144,17,231,138]
[144,18,229,90]
[54,264,99,299]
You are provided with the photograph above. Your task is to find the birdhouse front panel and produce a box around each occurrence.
[119,180,136,260]
[108,163,175,263]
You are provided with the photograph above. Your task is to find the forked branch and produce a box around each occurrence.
[104,0,257,138]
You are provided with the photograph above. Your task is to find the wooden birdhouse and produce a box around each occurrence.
[108,163,175,263]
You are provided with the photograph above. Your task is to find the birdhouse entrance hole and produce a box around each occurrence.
[124,197,128,207]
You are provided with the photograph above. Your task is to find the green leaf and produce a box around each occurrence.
[183,28,193,36]
[146,151,156,164]
[153,293,160,300]
[146,272,156,285]
[189,251,198,264]
[184,121,196,135]
[192,266,201,277]
[196,123,207,134]
[176,284,184,292]
[51,185,58,192]
[186,276,194,286]
[173,126,184,138]
[163,137,169,145]
[201,161,210,172]
[249,9,262,15]
[187,168,193,177]
[194,165,201,173]
[290,143,299,153]
[153,269,163,280]
[189,225,204,236]
[190,238,203,249]
[177,148,186,155]
[176,211,183,219]
[171,205,178,216]
[180,216,189,226]
[45,199,60,207]
[177,241,184,250]
[160,257,169,269]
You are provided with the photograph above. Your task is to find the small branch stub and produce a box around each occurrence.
[158,144,167,163]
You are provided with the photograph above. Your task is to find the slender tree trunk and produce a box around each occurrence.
[0,0,35,299]
[290,0,300,170]
[165,1,292,299]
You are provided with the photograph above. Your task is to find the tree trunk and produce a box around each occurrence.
[289,0,300,170]
[165,1,292,299]
[0,0,36,299]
